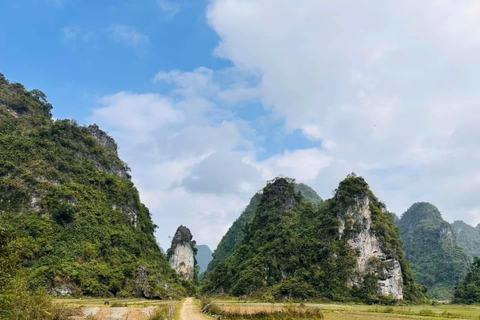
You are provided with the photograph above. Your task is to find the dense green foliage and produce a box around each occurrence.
[452,220,480,258]
[397,203,471,299]
[0,228,75,320]
[454,258,480,304]
[205,184,321,276]
[197,245,213,275]
[203,176,424,303]
[0,73,184,298]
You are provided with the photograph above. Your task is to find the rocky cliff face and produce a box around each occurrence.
[168,226,196,281]
[339,196,404,299]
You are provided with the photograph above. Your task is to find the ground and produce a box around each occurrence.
[56,298,480,320]
[179,298,212,320]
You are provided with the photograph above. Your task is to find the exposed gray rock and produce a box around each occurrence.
[87,124,118,153]
[339,196,404,300]
[168,225,196,281]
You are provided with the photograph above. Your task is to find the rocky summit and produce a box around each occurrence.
[168,226,197,281]
[203,175,425,303]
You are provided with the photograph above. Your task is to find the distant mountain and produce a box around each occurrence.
[397,203,471,299]
[204,182,322,275]
[452,221,480,258]
[203,176,425,303]
[196,245,213,275]
[0,73,184,298]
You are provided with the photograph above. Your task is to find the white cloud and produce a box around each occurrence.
[90,69,262,249]
[207,0,480,225]
[88,0,480,248]
[93,92,181,135]
[109,25,150,47]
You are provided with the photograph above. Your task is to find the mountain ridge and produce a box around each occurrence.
[0,72,185,298]
[396,202,471,299]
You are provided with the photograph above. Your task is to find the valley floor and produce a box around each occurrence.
[56,298,480,320]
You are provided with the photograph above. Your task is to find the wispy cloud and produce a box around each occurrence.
[157,0,182,17]
[61,24,149,50]
[61,26,95,43]
[108,25,150,48]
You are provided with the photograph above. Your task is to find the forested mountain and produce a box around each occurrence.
[196,245,213,275]
[454,258,480,304]
[452,220,480,258]
[202,176,425,303]
[0,73,184,298]
[205,183,322,276]
[396,203,471,299]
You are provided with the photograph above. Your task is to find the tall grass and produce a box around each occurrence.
[147,303,178,320]
[200,299,324,319]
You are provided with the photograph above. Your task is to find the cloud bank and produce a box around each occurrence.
[91,0,480,248]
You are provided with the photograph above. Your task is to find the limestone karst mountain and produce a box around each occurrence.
[167,225,197,281]
[202,175,425,302]
[0,73,185,298]
[452,220,480,258]
[396,203,471,299]
[196,245,213,275]
[205,183,322,276]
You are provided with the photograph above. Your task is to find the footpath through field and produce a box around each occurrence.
[179,298,213,320]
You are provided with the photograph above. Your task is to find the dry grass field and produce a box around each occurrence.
[54,298,480,320]
[210,300,480,320]
[54,298,179,320]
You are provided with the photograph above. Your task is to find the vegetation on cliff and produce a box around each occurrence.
[452,220,480,259]
[205,183,321,276]
[397,203,471,299]
[202,176,424,303]
[0,73,184,298]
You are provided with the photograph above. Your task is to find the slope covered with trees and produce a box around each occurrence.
[205,183,321,276]
[396,203,471,299]
[203,176,424,303]
[452,220,480,259]
[0,73,184,298]
[454,258,480,304]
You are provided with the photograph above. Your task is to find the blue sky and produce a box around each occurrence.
[3,0,480,249]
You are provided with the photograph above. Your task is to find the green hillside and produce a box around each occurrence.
[203,176,424,303]
[452,220,480,258]
[205,183,322,276]
[454,258,480,304]
[0,73,184,298]
[397,203,471,299]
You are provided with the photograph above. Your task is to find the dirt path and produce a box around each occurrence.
[179,298,212,320]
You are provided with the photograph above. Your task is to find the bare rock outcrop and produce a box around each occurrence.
[167,226,196,281]
[339,195,404,300]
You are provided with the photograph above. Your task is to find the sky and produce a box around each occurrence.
[2,0,480,250]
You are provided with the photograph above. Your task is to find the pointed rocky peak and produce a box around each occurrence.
[87,124,118,153]
[260,177,299,212]
[167,225,196,281]
[335,173,404,300]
